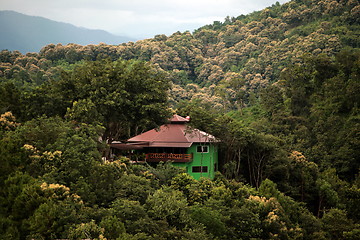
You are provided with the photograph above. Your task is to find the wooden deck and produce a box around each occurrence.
[145,153,193,162]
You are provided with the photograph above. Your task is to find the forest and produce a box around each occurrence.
[0,0,359,239]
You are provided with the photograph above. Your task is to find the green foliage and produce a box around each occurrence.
[1,58,171,144]
[2,0,358,111]
[225,205,263,239]
[170,173,197,194]
[145,161,186,185]
[145,186,187,221]
[0,172,88,239]
[0,172,43,238]
[99,215,126,239]
[0,0,359,238]
[85,162,127,207]
[189,205,226,238]
[3,116,103,185]
[343,225,360,240]
[112,199,147,222]
[345,183,360,222]
[115,174,155,204]
[68,220,105,240]
[59,59,171,142]
[321,208,354,240]
[0,82,21,116]
[278,50,360,181]
[65,98,102,124]
[26,197,82,239]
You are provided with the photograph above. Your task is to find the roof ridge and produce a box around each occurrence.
[170,114,189,123]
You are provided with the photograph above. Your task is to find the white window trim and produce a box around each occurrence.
[197,145,209,153]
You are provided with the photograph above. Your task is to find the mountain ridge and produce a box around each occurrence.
[0,10,135,53]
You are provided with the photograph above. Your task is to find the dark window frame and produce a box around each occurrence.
[192,166,208,173]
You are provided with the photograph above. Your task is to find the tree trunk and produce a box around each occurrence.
[317,196,323,218]
[236,148,241,178]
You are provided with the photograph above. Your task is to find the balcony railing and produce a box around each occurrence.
[145,153,193,162]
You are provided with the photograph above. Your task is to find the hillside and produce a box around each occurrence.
[1,0,359,107]
[0,1,359,238]
[0,10,135,53]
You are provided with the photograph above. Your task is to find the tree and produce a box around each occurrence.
[25,182,85,239]
[115,174,156,204]
[216,72,246,111]
[145,186,188,226]
[225,205,262,239]
[0,82,21,118]
[61,59,171,143]
[68,220,105,240]
[189,205,226,238]
[345,179,360,222]
[99,215,126,239]
[322,208,354,240]
[19,59,171,147]
[315,168,348,217]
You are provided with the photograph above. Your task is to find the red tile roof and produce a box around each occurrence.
[127,115,216,148]
[169,114,189,123]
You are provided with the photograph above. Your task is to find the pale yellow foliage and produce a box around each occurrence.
[0,112,20,130]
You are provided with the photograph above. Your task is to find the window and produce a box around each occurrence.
[196,145,208,153]
[192,166,208,173]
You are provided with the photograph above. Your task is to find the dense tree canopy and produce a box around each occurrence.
[1,0,358,110]
[0,0,359,239]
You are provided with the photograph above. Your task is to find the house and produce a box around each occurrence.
[111,115,219,180]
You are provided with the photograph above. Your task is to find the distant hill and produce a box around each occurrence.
[0,10,135,53]
[0,0,358,104]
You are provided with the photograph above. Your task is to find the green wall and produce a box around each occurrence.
[172,143,218,180]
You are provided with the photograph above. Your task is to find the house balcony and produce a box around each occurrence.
[145,153,193,162]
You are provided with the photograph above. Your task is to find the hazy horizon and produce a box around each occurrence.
[0,0,289,39]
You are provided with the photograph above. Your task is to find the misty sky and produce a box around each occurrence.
[1,0,289,39]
